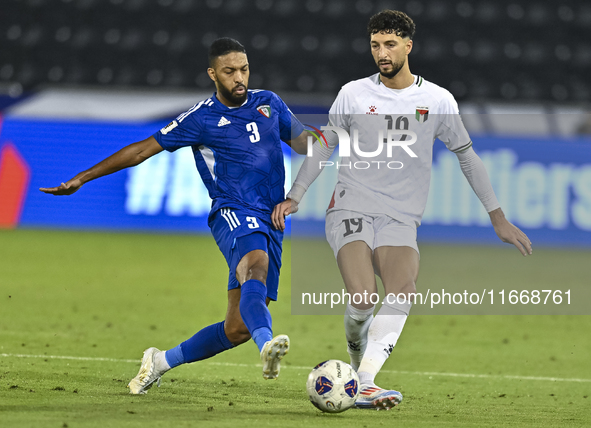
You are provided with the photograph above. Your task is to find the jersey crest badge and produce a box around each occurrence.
[257,104,272,118]
[415,106,429,123]
[160,120,178,135]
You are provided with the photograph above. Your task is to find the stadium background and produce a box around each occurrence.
[1,0,591,247]
[1,1,591,426]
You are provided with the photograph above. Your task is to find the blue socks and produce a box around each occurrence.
[165,321,233,368]
[239,279,273,352]
[164,280,273,368]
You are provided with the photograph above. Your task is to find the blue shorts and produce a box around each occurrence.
[209,207,283,301]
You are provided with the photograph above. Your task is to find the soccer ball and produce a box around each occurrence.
[306,360,359,413]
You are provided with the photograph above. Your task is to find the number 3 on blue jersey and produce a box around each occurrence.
[246,122,260,143]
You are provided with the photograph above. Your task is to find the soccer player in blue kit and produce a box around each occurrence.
[40,38,310,394]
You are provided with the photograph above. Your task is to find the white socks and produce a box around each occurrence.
[155,350,171,373]
[343,303,375,371]
[357,297,412,387]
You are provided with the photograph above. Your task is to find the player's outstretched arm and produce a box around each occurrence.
[489,208,532,256]
[273,129,339,230]
[40,136,163,196]
[455,147,532,256]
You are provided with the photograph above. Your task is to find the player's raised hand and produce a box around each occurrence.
[272,198,298,231]
[39,178,83,196]
[489,208,532,256]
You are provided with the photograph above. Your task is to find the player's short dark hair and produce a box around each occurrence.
[367,10,416,39]
[208,37,247,67]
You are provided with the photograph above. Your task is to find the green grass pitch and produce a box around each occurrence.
[1,229,590,427]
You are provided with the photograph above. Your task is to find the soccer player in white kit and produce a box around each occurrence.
[273,10,532,410]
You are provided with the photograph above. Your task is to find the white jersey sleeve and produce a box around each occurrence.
[435,91,499,212]
[288,129,338,203]
[287,87,348,203]
[435,94,473,153]
[328,87,351,131]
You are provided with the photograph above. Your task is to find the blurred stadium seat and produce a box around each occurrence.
[0,0,589,102]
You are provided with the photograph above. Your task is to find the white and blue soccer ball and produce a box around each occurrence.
[306,359,359,413]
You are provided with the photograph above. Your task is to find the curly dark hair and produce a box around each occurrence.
[367,10,416,39]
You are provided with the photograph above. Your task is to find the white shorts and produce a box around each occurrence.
[325,210,419,259]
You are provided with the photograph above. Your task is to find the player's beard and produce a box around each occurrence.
[218,82,248,106]
[377,58,405,79]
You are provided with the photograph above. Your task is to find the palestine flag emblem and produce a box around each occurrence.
[415,106,429,123]
[257,104,272,118]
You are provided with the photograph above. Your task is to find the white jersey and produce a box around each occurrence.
[327,73,472,227]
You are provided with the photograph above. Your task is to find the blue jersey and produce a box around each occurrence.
[154,90,304,219]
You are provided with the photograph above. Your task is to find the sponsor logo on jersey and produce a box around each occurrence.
[257,104,272,118]
[366,105,378,115]
[217,116,231,127]
[415,106,429,123]
[160,120,178,135]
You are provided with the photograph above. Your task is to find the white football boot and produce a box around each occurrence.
[127,347,168,394]
[260,334,290,380]
[355,385,403,410]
